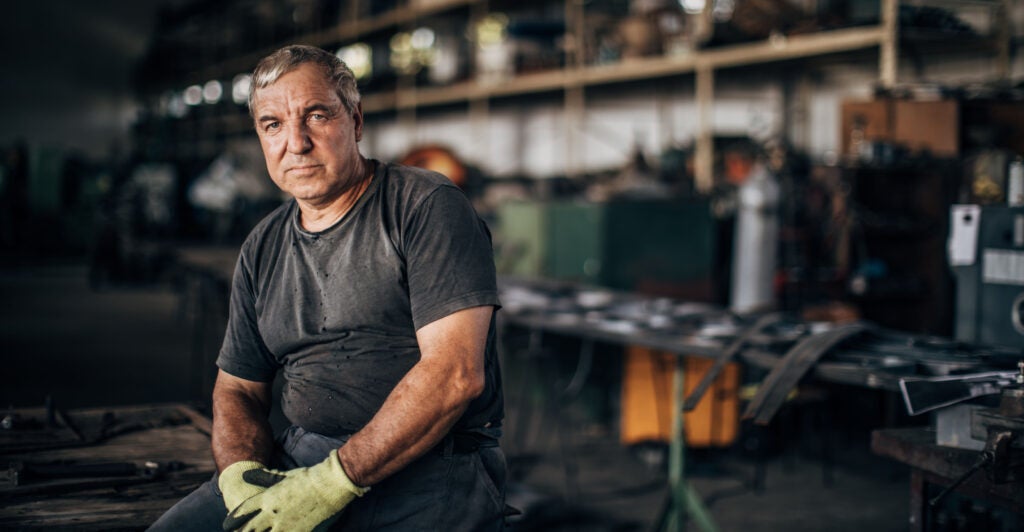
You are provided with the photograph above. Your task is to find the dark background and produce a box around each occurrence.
[0,2,169,160]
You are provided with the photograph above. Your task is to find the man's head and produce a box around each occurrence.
[249,45,369,212]
[249,45,360,116]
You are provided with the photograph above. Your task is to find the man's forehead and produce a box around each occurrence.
[253,64,341,112]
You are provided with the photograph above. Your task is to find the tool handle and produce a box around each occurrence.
[927,451,992,508]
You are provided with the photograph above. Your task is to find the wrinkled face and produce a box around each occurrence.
[252,63,364,207]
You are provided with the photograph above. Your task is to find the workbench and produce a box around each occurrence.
[0,403,216,530]
[497,276,1021,532]
[872,427,1023,531]
[499,278,737,532]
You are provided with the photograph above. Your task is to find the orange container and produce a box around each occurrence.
[620,346,739,448]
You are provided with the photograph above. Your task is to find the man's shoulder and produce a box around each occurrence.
[240,199,294,255]
[379,161,461,204]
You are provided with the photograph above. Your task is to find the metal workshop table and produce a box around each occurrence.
[497,276,1022,532]
[499,277,730,532]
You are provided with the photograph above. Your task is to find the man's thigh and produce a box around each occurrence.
[337,446,507,531]
[148,427,507,531]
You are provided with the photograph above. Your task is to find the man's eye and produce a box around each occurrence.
[265,122,280,131]
[310,113,327,121]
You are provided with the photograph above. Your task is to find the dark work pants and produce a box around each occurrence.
[148,425,507,531]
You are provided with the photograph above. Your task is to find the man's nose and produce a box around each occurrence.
[286,121,312,154]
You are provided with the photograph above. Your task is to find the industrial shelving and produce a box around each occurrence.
[191,0,479,83]
[162,0,1012,190]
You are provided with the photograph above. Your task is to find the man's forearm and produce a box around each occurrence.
[337,356,479,486]
[212,381,275,471]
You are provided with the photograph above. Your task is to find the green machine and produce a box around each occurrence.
[496,199,720,299]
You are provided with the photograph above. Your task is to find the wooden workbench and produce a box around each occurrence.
[871,427,1023,531]
[0,403,216,530]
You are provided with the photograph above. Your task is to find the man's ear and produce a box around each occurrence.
[353,103,364,142]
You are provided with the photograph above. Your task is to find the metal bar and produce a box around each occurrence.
[665,354,686,531]
[695,67,714,192]
[995,0,1011,80]
[744,323,871,425]
[665,355,719,532]
[564,86,585,180]
[685,313,784,411]
[879,0,899,87]
[684,479,719,532]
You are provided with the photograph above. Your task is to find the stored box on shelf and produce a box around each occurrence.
[841,98,959,158]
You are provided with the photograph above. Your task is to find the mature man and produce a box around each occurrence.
[150,44,506,531]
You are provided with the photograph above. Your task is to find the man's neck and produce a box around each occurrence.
[298,159,374,233]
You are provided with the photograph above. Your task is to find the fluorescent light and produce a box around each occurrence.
[203,80,223,104]
[183,85,203,106]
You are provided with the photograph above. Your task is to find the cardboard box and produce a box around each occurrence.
[840,99,893,157]
[893,99,959,157]
[841,98,960,158]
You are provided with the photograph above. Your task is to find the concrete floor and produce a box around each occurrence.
[0,260,912,531]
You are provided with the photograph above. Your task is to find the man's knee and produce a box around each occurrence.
[147,478,227,532]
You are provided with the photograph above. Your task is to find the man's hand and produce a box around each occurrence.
[218,460,278,511]
[222,449,368,532]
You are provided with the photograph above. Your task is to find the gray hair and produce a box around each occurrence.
[248,44,361,115]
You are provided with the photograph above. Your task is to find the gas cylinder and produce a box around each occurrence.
[730,162,780,313]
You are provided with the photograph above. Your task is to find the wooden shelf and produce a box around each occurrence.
[193,0,476,83]
[362,24,888,114]
[176,0,1008,119]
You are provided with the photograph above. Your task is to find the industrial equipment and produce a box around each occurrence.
[496,199,721,300]
[951,205,1024,348]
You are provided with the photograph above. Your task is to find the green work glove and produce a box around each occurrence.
[218,460,274,511]
[222,449,368,532]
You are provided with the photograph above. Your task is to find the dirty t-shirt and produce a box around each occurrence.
[216,161,503,436]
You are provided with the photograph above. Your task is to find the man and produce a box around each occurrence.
[150,44,506,531]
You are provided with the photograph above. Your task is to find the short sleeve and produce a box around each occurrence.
[403,185,501,330]
[216,249,280,382]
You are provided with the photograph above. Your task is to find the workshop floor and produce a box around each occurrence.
[0,260,912,531]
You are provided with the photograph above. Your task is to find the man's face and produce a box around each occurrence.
[252,63,364,206]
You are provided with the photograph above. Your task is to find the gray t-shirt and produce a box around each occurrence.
[217,161,503,436]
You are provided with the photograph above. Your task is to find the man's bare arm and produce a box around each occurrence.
[211,369,276,471]
[337,305,493,486]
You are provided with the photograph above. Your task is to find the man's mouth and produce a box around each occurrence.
[287,164,321,174]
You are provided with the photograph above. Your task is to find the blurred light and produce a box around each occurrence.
[158,91,173,116]
[391,28,437,75]
[183,85,203,106]
[390,32,412,54]
[410,27,435,51]
[203,80,223,104]
[336,44,372,80]
[168,92,187,118]
[712,0,735,21]
[232,74,251,105]
[680,0,705,14]
[474,13,508,46]
[390,32,418,74]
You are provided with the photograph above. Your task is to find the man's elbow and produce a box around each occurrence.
[451,367,486,404]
